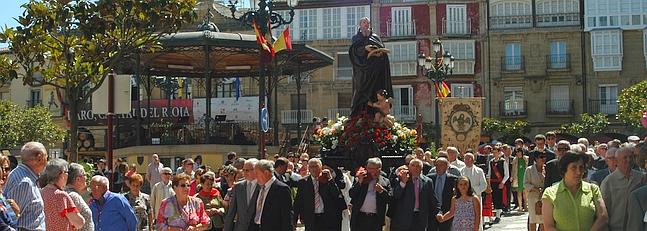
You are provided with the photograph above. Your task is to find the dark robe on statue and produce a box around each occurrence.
[349,30,393,116]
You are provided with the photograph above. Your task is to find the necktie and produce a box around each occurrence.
[314,180,322,212]
[254,185,266,224]
[435,176,444,206]
[413,177,420,210]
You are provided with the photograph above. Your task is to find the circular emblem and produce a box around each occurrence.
[444,103,478,141]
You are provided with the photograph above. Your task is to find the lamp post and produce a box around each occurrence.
[418,38,455,149]
[229,0,298,159]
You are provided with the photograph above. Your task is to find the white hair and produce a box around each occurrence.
[366,157,382,168]
[446,147,459,155]
[577,138,590,147]
[308,158,322,166]
[91,175,110,187]
[256,159,274,173]
[20,142,46,162]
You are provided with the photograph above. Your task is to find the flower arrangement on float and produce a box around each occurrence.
[313,114,417,156]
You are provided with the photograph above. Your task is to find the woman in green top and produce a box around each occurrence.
[541,152,608,231]
[511,147,528,212]
[196,171,226,231]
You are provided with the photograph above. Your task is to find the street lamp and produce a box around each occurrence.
[229,0,298,159]
[418,38,455,149]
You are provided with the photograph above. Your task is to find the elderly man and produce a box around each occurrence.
[601,146,644,231]
[390,158,440,231]
[146,153,163,190]
[415,148,433,173]
[428,151,461,176]
[4,142,48,230]
[590,147,617,186]
[293,158,345,231]
[176,158,195,177]
[88,175,137,231]
[544,140,570,188]
[428,157,458,231]
[150,167,174,219]
[446,147,465,170]
[350,157,392,231]
[593,143,609,170]
[251,159,293,231]
[224,158,259,231]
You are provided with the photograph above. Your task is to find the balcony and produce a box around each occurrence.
[589,99,618,115]
[392,105,416,122]
[490,15,533,29]
[385,19,416,37]
[281,109,313,124]
[546,54,570,71]
[501,56,525,72]
[451,60,476,75]
[27,99,42,107]
[499,100,527,118]
[546,99,575,116]
[328,108,351,121]
[441,18,472,36]
[536,13,580,27]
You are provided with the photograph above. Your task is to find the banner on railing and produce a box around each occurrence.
[439,97,483,152]
[73,99,193,125]
[193,97,261,123]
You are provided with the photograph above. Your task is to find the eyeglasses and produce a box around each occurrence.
[2,167,9,172]
[178,183,190,188]
[557,148,569,151]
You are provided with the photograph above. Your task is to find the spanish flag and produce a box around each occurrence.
[273,27,292,53]
[435,81,451,98]
[252,19,275,63]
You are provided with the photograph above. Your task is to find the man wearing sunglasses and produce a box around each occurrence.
[150,167,174,221]
[544,140,570,188]
[528,134,556,166]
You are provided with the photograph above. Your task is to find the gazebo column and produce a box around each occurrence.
[204,45,212,144]
[135,52,142,146]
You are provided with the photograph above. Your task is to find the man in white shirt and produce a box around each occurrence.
[150,167,174,218]
[447,147,466,170]
[460,153,487,231]
[251,159,293,231]
[146,153,163,190]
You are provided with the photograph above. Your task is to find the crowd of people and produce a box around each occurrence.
[0,134,644,231]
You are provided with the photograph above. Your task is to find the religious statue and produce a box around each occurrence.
[349,17,393,117]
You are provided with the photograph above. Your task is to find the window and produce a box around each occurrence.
[335,52,352,80]
[549,85,570,113]
[323,8,342,39]
[272,11,294,39]
[446,5,467,34]
[598,84,618,114]
[503,87,524,115]
[392,85,415,121]
[443,40,475,74]
[451,84,474,97]
[591,30,623,71]
[385,41,417,76]
[584,0,647,30]
[391,7,413,36]
[550,41,568,69]
[215,82,235,98]
[299,9,317,40]
[535,0,580,26]
[490,1,532,28]
[290,94,307,110]
[504,42,522,70]
[346,6,366,38]
[30,89,41,107]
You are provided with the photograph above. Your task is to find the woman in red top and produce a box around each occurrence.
[41,159,85,230]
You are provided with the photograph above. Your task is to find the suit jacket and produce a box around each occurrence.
[293,175,346,229]
[627,184,647,231]
[389,174,440,230]
[257,180,294,231]
[349,175,392,227]
[274,171,297,188]
[590,168,611,186]
[544,158,561,188]
[428,166,461,177]
[223,180,259,231]
[428,173,458,213]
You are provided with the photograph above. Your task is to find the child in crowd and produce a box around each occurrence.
[438,176,482,231]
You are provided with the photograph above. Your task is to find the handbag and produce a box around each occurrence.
[534,188,543,216]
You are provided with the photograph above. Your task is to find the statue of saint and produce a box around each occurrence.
[349,17,393,117]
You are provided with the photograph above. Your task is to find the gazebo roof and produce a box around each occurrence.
[140,30,333,77]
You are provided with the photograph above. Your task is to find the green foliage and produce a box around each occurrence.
[618,80,647,129]
[0,100,66,149]
[481,117,529,143]
[0,0,196,160]
[559,113,609,137]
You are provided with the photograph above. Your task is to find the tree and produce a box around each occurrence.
[482,117,529,144]
[0,0,196,161]
[618,80,647,129]
[0,100,66,149]
[559,113,609,137]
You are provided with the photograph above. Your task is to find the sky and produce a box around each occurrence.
[0,0,27,48]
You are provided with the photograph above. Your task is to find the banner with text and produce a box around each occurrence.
[440,97,483,152]
[73,99,193,125]
[193,97,260,123]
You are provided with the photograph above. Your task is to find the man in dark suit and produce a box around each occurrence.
[528,134,556,166]
[224,158,260,231]
[251,159,293,231]
[274,157,298,187]
[544,140,570,188]
[350,157,392,231]
[390,158,441,231]
[428,157,458,231]
[590,147,617,186]
[293,158,346,231]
